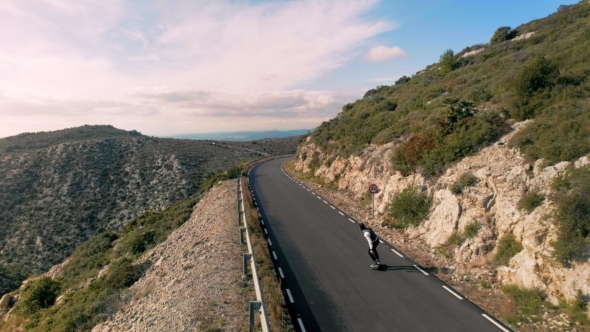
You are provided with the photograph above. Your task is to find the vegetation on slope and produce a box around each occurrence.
[307,1,590,172]
[0,164,244,332]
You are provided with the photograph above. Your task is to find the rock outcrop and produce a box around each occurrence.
[296,121,590,306]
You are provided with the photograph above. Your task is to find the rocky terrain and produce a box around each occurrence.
[292,121,590,330]
[0,125,297,296]
[90,180,251,332]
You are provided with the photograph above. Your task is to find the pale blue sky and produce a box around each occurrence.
[0,0,578,137]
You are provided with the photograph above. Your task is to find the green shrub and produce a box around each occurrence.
[517,191,544,213]
[490,26,517,44]
[494,234,523,265]
[450,172,477,195]
[308,151,321,172]
[464,223,480,238]
[387,187,432,228]
[18,277,61,316]
[514,56,559,97]
[439,49,458,74]
[447,233,463,246]
[551,166,590,264]
[562,290,590,326]
[502,284,544,325]
[130,230,156,254]
[104,258,147,289]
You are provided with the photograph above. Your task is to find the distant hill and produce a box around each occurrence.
[0,125,296,296]
[169,129,312,141]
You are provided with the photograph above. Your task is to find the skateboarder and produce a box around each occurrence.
[359,223,380,269]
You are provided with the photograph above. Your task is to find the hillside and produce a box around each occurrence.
[0,125,296,296]
[294,2,590,330]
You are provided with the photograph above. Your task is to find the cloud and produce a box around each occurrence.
[364,45,406,62]
[0,0,397,137]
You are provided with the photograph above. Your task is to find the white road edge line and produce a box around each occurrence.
[272,251,277,260]
[323,200,328,204]
[348,218,355,223]
[442,285,463,300]
[413,264,429,276]
[286,289,294,303]
[297,318,306,332]
[278,267,285,279]
[258,213,261,218]
[268,239,273,246]
[260,220,264,225]
[482,314,510,332]
[339,212,344,216]
[330,206,336,209]
[264,229,268,235]
[317,196,322,199]
[379,240,384,243]
[307,189,310,191]
[391,249,404,258]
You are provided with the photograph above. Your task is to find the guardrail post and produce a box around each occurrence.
[243,253,252,278]
[240,227,247,244]
[249,301,262,332]
[238,210,243,226]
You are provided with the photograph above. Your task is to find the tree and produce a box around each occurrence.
[490,26,517,44]
[439,49,457,74]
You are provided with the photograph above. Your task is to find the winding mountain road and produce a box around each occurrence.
[248,157,512,332]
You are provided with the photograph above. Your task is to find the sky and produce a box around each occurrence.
[0,0,579,138]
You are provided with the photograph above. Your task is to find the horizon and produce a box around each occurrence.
[0,0,578,139]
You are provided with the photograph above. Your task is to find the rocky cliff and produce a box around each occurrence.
[295,121,590,320]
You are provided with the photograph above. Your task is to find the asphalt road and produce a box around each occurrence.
[248,157,512,332]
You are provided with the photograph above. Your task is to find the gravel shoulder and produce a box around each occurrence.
[93,180,252,332]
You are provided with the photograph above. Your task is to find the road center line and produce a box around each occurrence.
[413,265,429,275]
[278,267,285,279]
[482,314,510,332]
[339,212,344,216]
[348,218,355,223]
[297,318,306,332]
[391,249,404,258]
[286,289,294,303]
[442,286,463,300]
[272,251,277,260]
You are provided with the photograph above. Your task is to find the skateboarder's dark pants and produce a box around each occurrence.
[368,240,380,261]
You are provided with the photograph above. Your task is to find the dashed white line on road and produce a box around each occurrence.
[391,249,404,258]
[256,207,259,211]
[379,240,384,243]
[307,189,310,191]
[260,220,264,225]
[268,239,273,246]
[482,314,510,332]
[297,318,306,332]
[264,229,268,235]
[258,213,261,218]
[414,265,429,275]
[330,206,336,209]
[339,212,344,216]
[286,289,294,303]
[442,286,463,300]
[272,251,277,260]
[348,218,355,223]
[323,200,328,204]
[317,196,322,199]
[278,267,285,279]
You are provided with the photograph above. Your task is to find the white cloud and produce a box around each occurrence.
[364,45,406,62]
[0,0,397,137]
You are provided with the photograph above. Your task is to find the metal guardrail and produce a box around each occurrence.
[238,155,293,332]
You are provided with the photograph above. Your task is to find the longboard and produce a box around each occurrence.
[370,264,380,270]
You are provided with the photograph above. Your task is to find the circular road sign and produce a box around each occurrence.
[369,184,379,194]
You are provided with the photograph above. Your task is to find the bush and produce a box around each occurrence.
[439,49,458,74]
[450,172,477,194]
[387,187,432,228]
[562,290,590,326]
[517,191,544,213]
[494,234,523,265]
[502,284,544,325]
[551,166,590,264]
[308,151,321,172]
[447,233,463,246]
[490,26,517,44]
[19,277,61,316]
[104,258,146,289]
[130,230,156,254]
[514,56,559,97]
[464,223,480,238]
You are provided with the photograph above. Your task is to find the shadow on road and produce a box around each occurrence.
[377,264,422,272]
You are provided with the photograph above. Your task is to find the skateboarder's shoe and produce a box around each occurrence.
[370,264,379,270]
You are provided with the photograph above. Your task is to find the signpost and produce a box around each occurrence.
[369,184,379,218]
